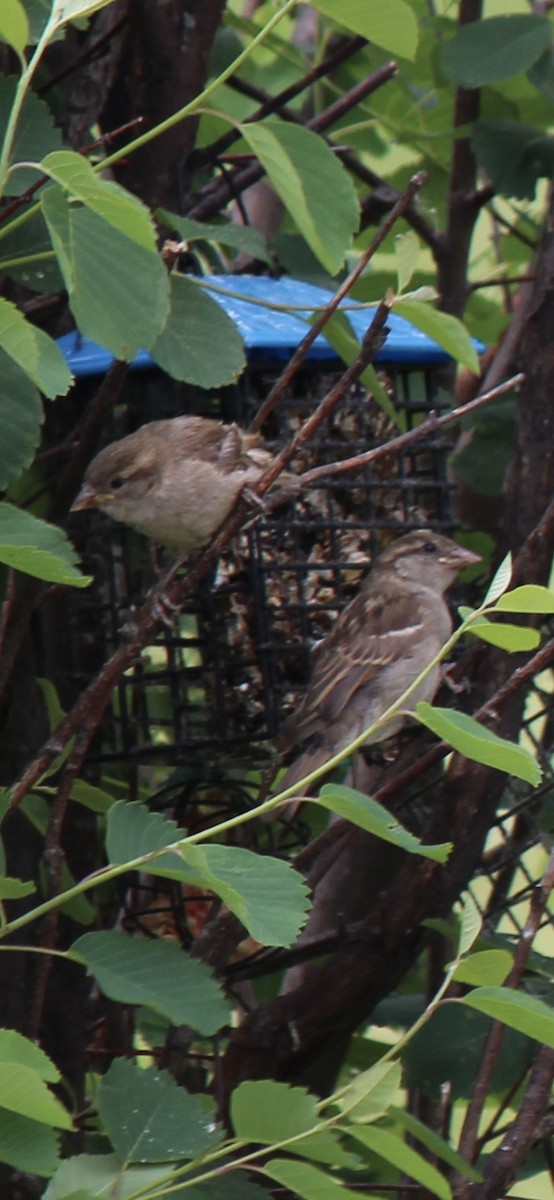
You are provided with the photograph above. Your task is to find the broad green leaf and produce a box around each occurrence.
[0,1062,72,1129]
[0,875,35,899]
[41,184,73,289]
[97,1059,219,1163]
[0,0,29,58]
[106,801,311,947]
[495,584,554,614]
[231,1081,318,1143]
[465,619,540,652]
[456,892,482,958]
[240,120,359,274]
[459,986,554,1047]
[286,1131,360,1169]
[317,785,452,863]
[441,15,550,88]
[395,231,420,294]
[0,350,42,487]
[0,298,70,399]
[348,1126,451,1200]
[472,120,554,201]
[72,930,230,1035]
[0,503,91,586]
[69,206,170,358]
[42,1153,181,1200]
[157,210,271,263]
[0,1110,60,1177]
[338,1060,402,1122]
[70,780,116,813]
[41,151,156,249]
[452,950,513,987]
[311,0,418,61]
[264,1158,361,1199]
[393,300,479,373]
[0,1030,59,1082]
[483,552,512,605]
[51,0,115,23]
[0,78,63,197]
[0,209,63,295]
[150,275,246,386]
[391,1109,482,1183]
[415,704,541,786]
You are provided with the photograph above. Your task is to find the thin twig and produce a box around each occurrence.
[265,373,524,504]
[250,170,427,432]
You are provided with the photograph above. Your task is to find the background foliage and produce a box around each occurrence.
[1,1,554,1198]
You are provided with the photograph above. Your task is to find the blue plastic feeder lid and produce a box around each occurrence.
[55,275,485,379]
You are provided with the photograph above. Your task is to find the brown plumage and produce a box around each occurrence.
[274,529,481,812]
[71,415,272,558]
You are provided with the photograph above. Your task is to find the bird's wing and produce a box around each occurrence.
[284,585,426,748]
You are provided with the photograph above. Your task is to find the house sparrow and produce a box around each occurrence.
[273,529,481,812]
[70,415,273,557]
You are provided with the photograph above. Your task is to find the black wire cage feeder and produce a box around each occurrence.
[57,276,478,787]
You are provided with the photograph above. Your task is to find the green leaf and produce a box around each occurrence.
[0,875,35,899]
[0,209,64,294]
[494,584,554,614]
[264,1158,361,1199]
[391,1109,482,1183]
[42,187,170,359]
[0,77,63,197]
[0,503,91,586]
[0,297,72,397]
[240,119,359,274]
[157,210,272,264]
[393,300,479,373]
[441,15,550,88]
[395,231,420,294]
[0,0,29,58]
[347,1126,451,1200]
[97,1059,220,1163]
[0,503,89,585]
[0,1110,60,1177]
[0,1062,72,1129]
[472,121,554,201]
[70,780,116,813]
[0,351,42,487]
[311,0,418,61]
[452,949,513,987]
[0,1029,59,1082]
[338,1060,402,1122]
[231,1081,319,1144]
[72,930,230,1035]
[150,275,246,386]
[465,619,540,652]
[483,552,512,605]
[106,801,311,947]
[456,892,482,958]
[415,704,541,786]
[459,986,554,1047]
[317,786,452,863]
[41,151,156,250]
[42,1153,180,1200]
[50,0,115,23]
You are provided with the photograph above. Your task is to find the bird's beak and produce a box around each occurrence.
[70,484,101,512]
[440,543,482,570]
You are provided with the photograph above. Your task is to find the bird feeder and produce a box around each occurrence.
[56,277,482,782]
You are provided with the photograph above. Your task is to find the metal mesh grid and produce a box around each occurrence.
[63,358,457,768]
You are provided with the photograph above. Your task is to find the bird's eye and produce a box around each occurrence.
[110,476,126,490]
[423,540,438,554]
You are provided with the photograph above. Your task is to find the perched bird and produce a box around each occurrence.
[273,529,481,811]
[70,415,273,558]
